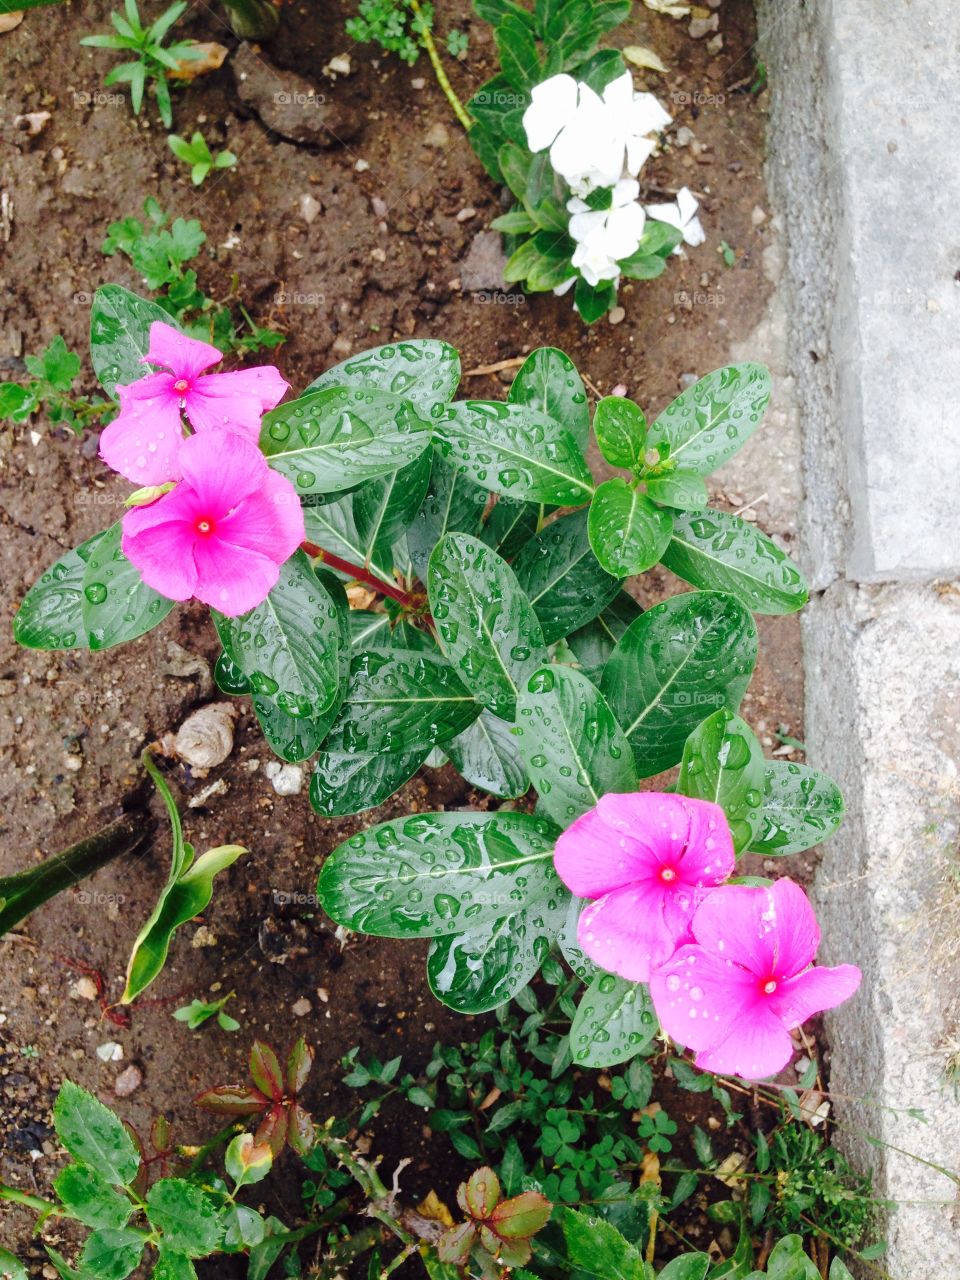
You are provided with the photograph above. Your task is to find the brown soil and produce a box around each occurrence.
[0,0,804,1274]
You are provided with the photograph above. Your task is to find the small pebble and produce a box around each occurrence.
[608,306,626,325]
[73,977,98,1001]
[264,761,304,796]
[751,204,767,226]
[411,76,426,89]
[706,33,724,55]
[424,122,450,148]
[115,1065,143,1097]
[97,1042,123,1062]
[298,193,321,224]
[292,997,312,1017]
[456,206,477,222]
[371,196,388,217]
[689,13,719,37]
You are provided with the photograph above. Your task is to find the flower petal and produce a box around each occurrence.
[694,1007,795,1080]
[553,802,663,897]
[576,884,676,982]
[121,493,200,601]
[650,943,757,1052]
[192,538,282,615]
[144,321,222,380]
[186,366,290,439]
[217,468,305,564]
[178,428,269,513]
[522,74,579,152]
[769,963,862,1029]
[99,391,186,485]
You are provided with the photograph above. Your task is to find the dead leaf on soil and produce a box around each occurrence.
[0,12,24,33]
[644,0,690,17]
[170,41,229,81]
[714,1151,748,1188]
[416,1189,455,1227]
[624,45,669,73]
[346,584,377,609]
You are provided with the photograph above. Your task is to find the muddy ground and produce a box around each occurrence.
[0,0,806,1273]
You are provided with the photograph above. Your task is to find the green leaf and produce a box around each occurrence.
[152,1249,198,1280]
[53,1163,132,1230]
[748,761,844,856]
[353,449,432,550]
[428,533,548,720]
[593,396,646,470]
[657,1255,710,1280]
[601,591,757,777]
[588,478,673,575]
[123,842,246,1003]
[645,363,771,476]
[444,709,530,799]
[677,710,765,853]
[433,401,593,505]
[512,509,621,643]
[573,277,616,324]
[309,748,427,816]
[480,498,540,560]
[660,509,808,615]
[305,339,461,414]
[53,1082,140,1186]
[508,347,590,451]
[569,972,658,1067]
[42,1249,82,1280]
[322,649,480,754]
[145,1178,222,1257]
[407,449,488,581]
[644,470,708,511]
[316,810,562,938]
[25,335,81,392]
[302,494,395,591]
[515,665,636,825]
[90,285,189,398]
[81,521,175,651]
[496,13,541,87]
[213,551,342,720]
[564,591,641,684]
[556,893,599,982]
[260,386,431,497]
[0,1250,27,1280]
[252,695,333,764]
[555,1206,647,1279]
[617,252,667,281]
[491,209,538,234]
[79,1229,144,1280]
[0,383,35,420]
[13,530,108,650]
[744,1235,819,1280]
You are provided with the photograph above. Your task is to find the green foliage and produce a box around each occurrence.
[173,991,240,1032]
[80,0,206,128]
[167,131,237,186]
[346,0,435,64]
[0,335,112,434]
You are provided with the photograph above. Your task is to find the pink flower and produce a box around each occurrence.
[553,792,736,982]
[100,321,289,485]
[650,878,861,1080]
[121,428,304,616]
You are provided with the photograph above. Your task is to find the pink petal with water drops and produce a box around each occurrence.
[768,963,862,1029]
[577,882,680,982]
[694,1004,795,1080]
[179,425,267,510]
[98,387,186,485]
[185,367,290,439]
[215,468,305,565]
[143,321,222,381]
[191,539,283,614]
[692,878,819,980]
[650,943,757,1053]
[121,485,203,601]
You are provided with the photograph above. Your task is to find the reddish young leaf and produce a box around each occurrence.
[256,1103,290,1156]
[285,1037,314,1096]
[458,1166,501,1220]
[286,1103,315,1157]
[124,1121,149,1198]
[485,1233,533,1268]
[488,1190,552,1239]
[150,1115,172,1153]
[195,1084,271,1116]
[438,1221,477,1265]
[249,1041,285,1101]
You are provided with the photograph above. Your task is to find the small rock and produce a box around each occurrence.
[456,206,477,223]
[264,761,304,796]
[424,122,450,148]
[678,372,698,389]
[192,924,218,949]
[175,702,238,769]
[675,126,696,147]
[411,77,426,89]
[299,193,321,224]
[689,13,719,37]
[460,230,508,292]
[608,306,626,325]
[13,111,51,137]
[751,204,767,226]
[73,977,99,1001]
[323,53,352,77]
[706,33,724,54]
[371,196,388,217]
[354,158,369,172]
[63,753,83,772]
[114,1065,142,1098]
[291,997,312,1017]
[96,1042,123,1062]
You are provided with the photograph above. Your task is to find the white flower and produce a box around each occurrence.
[522,72,672,198]
[567,179,647,288]
[644,185,706,249]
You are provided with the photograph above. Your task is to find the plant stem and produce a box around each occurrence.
[410,0,474,131]
[0,1184,56,1214]
[184,1121,244,1175]
[301,541,413,609]
[0,810,154,937]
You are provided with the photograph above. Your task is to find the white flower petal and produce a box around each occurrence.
[522,73,579,152]
[553,276,577,296]
[601,71,635,111]
[569,208,609,243]
[612,177,641,207]
[604,202,647,259]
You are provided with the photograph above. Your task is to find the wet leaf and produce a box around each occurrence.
[593,396,647,470]
[512,508,621,643]
[309,747,427,816]
[79,1229,144,1280]
[564,591,642,684]
[80,521,174,651]
[677,709,765,853]
[569,972,658,1067]
[645,363,770,476]
[407,449,488,581]
[443,709,530,800]
[508,347,590,451]
[748,761,844,856]
[90,284,188,398]
[305,338,461,413]
[12,529,108,650]
[53,1164,132,1231]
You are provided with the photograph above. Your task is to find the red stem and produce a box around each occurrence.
[301,541,414,609]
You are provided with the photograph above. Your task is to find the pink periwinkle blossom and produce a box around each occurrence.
[649,878,861,1080]
[100,321,289,485]
[553,792,736,983]
[121,428,304,616]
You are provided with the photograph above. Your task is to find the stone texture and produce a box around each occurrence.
[232,44,362,148]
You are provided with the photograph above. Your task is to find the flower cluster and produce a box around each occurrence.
[101,321,303,615]
[554,793,860,1080]
[522,72,705,295]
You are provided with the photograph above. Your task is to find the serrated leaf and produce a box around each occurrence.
[81,521,175,651]
[748,761,844,856]
[53,1082,140,1186]
[260,386,431,496]
[13,530,108,651]
[588,478,673,576]
[444,709,530,799]
[515,665,636,825]
[317,810,562,939]
[645,363,771,476]
[304,338,461,413]
[512,509,621,643]
[601,591,757,777]
[53,1164,132,1230]
[145,1179,222,1257]
[555,1206,647,1279]
[593,396,646,470]
[508,347,589,450]
[661,509,808,614]
[569,972,658,1067]
[152,1248,198,1279]
[434,401,593,506]
[428,533,548,720]
[90,284,188,397]
[677,709,765,853]
[79,1229,144,1280]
